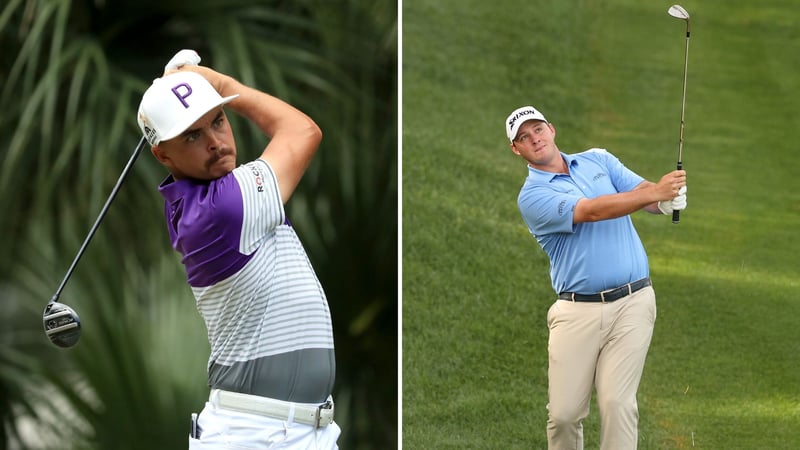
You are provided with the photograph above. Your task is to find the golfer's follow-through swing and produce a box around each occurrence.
[504,6,691,449]
[44,49,341,448]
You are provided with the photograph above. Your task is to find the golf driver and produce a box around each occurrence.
[668,4,690,224]
[43,136,148,348]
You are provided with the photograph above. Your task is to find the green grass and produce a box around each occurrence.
[401,0,800,448]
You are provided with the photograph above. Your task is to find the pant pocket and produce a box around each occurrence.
[547,300,560,328]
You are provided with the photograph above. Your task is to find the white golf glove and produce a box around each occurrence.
[658,186,687,215]
[164,49,201,73]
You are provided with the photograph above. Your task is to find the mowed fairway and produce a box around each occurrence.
[402,0,800,448]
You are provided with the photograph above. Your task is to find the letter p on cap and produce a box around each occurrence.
[171,83,193,108]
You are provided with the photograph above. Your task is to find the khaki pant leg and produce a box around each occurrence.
[546,300,604,450]
[595,287,657,450]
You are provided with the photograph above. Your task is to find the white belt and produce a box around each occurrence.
[211,389,334,428]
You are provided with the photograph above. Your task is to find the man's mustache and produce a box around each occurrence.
[206,148,234,169]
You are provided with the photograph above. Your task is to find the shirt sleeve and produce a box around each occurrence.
[232,159,286,254]
[589,148,644,193]
[518,182,581,236]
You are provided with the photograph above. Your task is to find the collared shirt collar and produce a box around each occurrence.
[527,152,577,181]
[158,174,208,203]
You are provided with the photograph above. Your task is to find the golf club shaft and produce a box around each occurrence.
[50,136,148,303]
[673,23,690,224]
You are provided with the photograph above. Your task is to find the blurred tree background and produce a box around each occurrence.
[0,0,397,448]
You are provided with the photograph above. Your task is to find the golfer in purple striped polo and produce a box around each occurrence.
[137,50,339,449]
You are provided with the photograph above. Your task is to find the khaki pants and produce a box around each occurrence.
[546,286,656,450]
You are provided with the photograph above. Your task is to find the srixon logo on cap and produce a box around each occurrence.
[171,83,193,108]
[508,108,538,129]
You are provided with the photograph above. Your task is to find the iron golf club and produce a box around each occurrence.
[668,4,690,224]
[43,136,148,348]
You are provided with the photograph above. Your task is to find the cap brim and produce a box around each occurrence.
[159,94,239,143]
[509,117,547,142]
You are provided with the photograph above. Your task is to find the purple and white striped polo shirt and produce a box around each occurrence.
[159,159,335,403]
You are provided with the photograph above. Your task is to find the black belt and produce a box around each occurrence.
[559,277,651,303]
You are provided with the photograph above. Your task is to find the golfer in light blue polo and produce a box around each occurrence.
[506,105,687,449]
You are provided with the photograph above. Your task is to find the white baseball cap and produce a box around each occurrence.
[137,71,238,146]
[505,106,548,142]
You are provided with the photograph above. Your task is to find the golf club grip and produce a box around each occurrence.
[672,162,682,224]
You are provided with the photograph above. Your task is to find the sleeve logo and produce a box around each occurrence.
[248,164,264,192]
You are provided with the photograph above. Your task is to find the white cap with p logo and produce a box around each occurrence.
[137,71,238,146]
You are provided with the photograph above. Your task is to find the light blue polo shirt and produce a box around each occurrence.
[518,148,649,295]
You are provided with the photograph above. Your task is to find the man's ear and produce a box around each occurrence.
[510,142,521,156]
[151,144,169,165]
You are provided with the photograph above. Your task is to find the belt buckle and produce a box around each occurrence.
[315,400,332,428]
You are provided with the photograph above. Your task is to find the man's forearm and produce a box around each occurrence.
[574,188,659,223]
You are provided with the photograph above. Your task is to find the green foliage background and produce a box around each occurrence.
[402,0,800,448]
[0,0,397,448]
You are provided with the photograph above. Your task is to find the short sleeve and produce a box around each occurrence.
[232,159,286,254]
[518,181,581,236]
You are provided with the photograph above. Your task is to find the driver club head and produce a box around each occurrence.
[668,5,690,20]
[43,302,82,348]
